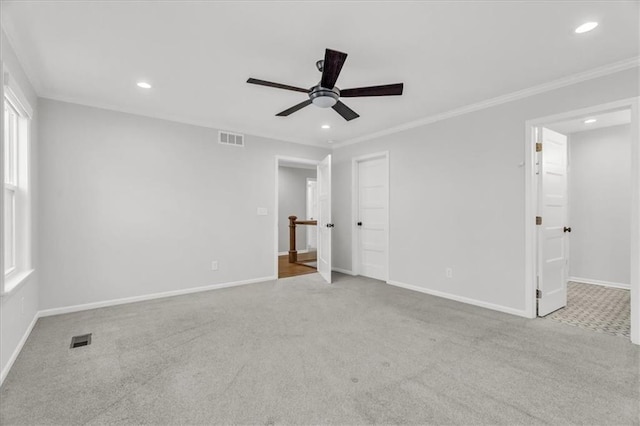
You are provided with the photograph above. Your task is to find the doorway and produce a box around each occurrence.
[276,159,317,278]
[274,155,332,283]
[525,98,639,344]
[352,152,389,281]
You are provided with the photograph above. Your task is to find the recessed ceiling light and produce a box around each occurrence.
[137,81,152,89]
[327,140,334,144]
[321,124,331,129]
[575,22,598,34]
[584,118,597,124]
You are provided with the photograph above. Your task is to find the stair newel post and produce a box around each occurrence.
[288,215,298,263]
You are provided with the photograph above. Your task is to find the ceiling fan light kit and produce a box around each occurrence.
[247,48,404,121]
[310,86,339,108]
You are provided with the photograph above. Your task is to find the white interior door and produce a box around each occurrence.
[537,127,569,316]
[317,155,332,283]
[356,156,388,281]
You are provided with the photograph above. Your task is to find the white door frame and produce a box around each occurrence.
[274,156,320,278]
[524,97,640,344]
[351,151,390,281]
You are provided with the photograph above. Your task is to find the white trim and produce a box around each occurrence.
[275,156,321,167]
[334,57,640,148]
[32,57,640,151]
[39,275,276,318]
[630,98,640,345]
[525,98,638,127]
[387,280,529,318]
[569,277,630,290]
[1,59,4,305]
[3,69,33,119]
[332,267,356,276]
[1,275,277,386]
[0,30,43,95]
[524,97,640,344]
[1,268,34,297]
[351,151,390,281]
[0,311,39,386]
[2,66,34,296]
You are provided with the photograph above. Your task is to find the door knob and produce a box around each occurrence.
[564,227,572,233]
[357,222,362,226]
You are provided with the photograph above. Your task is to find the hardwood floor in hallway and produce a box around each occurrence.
[278,252,317,278]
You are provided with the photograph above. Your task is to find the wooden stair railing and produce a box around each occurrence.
[288,215,317,263]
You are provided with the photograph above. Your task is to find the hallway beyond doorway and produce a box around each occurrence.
[545,281,630,338]
[278,252,317,279]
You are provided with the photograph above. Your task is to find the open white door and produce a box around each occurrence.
[317,154,332,283]
[537,127,569,316]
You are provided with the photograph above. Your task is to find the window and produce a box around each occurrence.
[2,72,33,294]
[4,100,18,276]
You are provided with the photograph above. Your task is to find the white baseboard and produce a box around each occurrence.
[569,276,630,290]
[2,275,277,386]
[332,267,356,276]
[386,280,530,318]
[39,275,277,318]
[0,311,39,386]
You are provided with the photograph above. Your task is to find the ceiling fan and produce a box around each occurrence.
[247,48,404,121]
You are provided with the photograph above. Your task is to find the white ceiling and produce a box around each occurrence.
[547,109,631,134]
[2,1,639,146]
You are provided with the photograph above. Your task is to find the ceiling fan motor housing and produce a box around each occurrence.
[309,85,340,108]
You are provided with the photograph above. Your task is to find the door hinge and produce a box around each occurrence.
[536,289,542,299]
[536,216,542,225]
[536,142,542,152]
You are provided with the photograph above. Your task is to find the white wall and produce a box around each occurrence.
[569,124,631,286]
[332,67,639,315]
[278,166,316,253]
[38,99,329,311]
[0,29,39,383]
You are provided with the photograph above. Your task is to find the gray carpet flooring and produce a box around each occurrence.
[546,281,631,338]
[1,273,638,425]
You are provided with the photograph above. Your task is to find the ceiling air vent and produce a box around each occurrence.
[219,131,244,147]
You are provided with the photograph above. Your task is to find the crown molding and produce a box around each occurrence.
[1,22,43,95]
[332,56,640,149]
[39,93,330,149]
[24,53,640,152]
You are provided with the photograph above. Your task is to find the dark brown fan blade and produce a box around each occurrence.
[321,49,348,89]
[332,100,359,121]
[340,83,404,97]
[276,99,313,117]
[247,78,309,93]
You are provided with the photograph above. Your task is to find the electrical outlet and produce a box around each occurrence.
[257,207,268,216]
[445,268,453,279]
[211,261,218,271]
